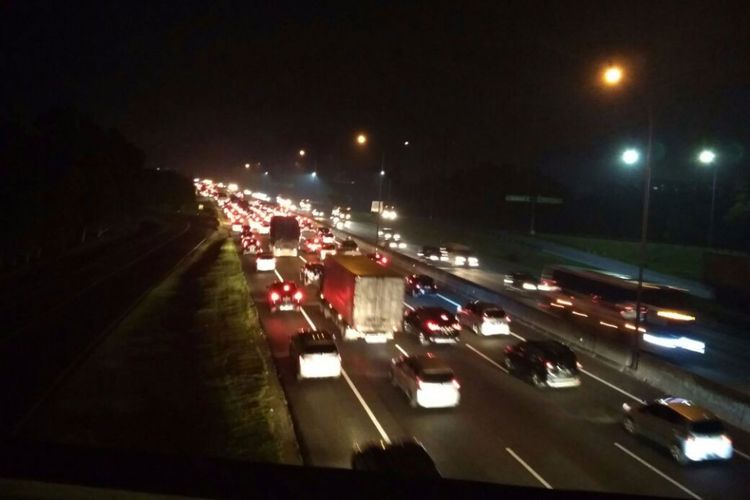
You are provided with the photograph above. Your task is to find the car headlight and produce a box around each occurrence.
[398,242,406,249]
[455,256,466,265]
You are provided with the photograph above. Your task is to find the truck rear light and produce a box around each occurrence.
[426,321,440,331]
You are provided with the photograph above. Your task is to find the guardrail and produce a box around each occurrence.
[327,223,750,431]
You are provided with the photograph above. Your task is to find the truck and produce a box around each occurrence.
[321,255,405,343]
[270,216,301,257]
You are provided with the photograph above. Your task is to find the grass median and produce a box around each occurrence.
[21,231,298,463]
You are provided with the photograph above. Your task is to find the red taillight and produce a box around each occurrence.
[452,322,461,330]
[452,379,461,389]
[504,345,513,353]
[293,291,303,301]
[269,292,280,302]
[576,361,582,369]
[283,284,290,292]
[506,316,511,323]
[545,361,554,370]
[426,321,440,331]
[416,377,424,389]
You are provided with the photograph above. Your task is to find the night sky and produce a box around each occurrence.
[3,0,749,184]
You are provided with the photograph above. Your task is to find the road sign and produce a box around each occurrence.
[371,201,383,213]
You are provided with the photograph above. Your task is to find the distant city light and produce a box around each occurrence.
[311,171,317,178]
[404,140,410,146]
[621,148,640,165]
[299,149,306,157]
[380,169,385,176]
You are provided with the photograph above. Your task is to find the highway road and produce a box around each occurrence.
[341,217,750,396]
[239,232,750,498]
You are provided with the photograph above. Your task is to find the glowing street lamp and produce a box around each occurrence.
[698,149,716,165]
[299,149,306,157]
[698,149,718,245]
[602,65,624,86]
[356,133,367,145]
[621,148,641,165]
[245,163,250,169]
[311,171,317,178]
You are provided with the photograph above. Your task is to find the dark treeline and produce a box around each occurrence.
[0,109,195,268]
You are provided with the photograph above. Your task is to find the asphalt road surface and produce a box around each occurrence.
[240,235,750,499]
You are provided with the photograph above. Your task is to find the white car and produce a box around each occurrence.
[456,301,511,336]
[256,252,276,272]
[291,330,342,380]
[390,354,460,408]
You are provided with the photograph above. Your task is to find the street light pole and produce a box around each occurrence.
[629,103,654,371]
[375,153,385,246]
[708,164,718,247]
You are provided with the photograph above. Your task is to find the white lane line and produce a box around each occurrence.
[580,368,646,404]
[506,447,552,489]
[614,442,701,500]
[735,448,750,461]
[436,293,461,308]
[298,255,308,263]
[342,369,391,444]
[402,301,415,310]
[465,344,508,374]
[509,330,526,341]
[300,307,317,330]
[395,343,409,356]
[273,269,284,281]
[298,295,392,445]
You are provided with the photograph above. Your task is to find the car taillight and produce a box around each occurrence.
[426,321,440,331]
[721,434,732,445]
[452,379,461,389]
[576,361,582,369]
[452,322,461,330]
[283,284,290,292]
[416,377,424,389]
[545,361,554,370]
[269,292,280,302]
[504,345,513,353]
[506,315,511,323]
[293,291,303,301]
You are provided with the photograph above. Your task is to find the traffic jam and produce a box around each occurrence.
[195,179,748,495]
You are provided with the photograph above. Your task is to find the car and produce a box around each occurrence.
[351,439,440,477]
[378,227,400,242]
[622,397,733,464]
[300,262,324,285]
[338,239,359,255]
[457,300,510,335]
[503,271,540,292]
[241,237,259,254]
[319,243,337,259]
[402,307,461,345]
[255,252,276,272]
[367,251,390,266]
[231,222,243,233]
[381,205,398,220]
[441,243,479,267]
[318,227,335,244]
[290,330,342,380]
[301,237,322,253]
[405,274,437,296]
[389,354,460,408]
[417,245,448,262]
[257,221,270,235]
[311,208,326,218]
[503,340,581,388]
[267,281,304,312]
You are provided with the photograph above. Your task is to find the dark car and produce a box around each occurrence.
[339,239,359,255]
[456,300,510,336]
[504,340,581,388]
[267,280,304,313]
[351,440,441,477]
[402,307,460,345]
[367,251,390,266]
[417,245,447,263]
[405,274,437,297]
[300,262,324,285]
[503,271,540,292]
[622,397,733,464]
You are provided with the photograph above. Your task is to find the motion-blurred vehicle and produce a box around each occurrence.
[338,239,359,255]
[503,271,541,292]
[402,307,461,345]
[270,216,300,257]
[367,251,390,266]
[255,252,276,272]
[405,274,437,297]
[231,222,243,233]
[456,300,510,336]
[417,245,448,263]
[320,243,337,259]
[290,330,341,380]
[300,262,324,285]
[381,205,397,220]
[440,243,479,267]
[321,255,404,342]
[318,227,335,244]
[258,221,270,235]
[241,237,260,254]
[267,281,304,313]
[299,199,312,211]
[311,208,326,219]
[390,354,460,408]
[351,439,441,477]
[504,340,581,388]
[378,227,406,248]
[301,237,322,254]
[622,397,733,464]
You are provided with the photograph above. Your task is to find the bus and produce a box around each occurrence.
[540,266,704,354]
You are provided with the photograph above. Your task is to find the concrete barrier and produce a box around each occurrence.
[329,223,750,430]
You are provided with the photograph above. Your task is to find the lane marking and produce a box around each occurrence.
[509,330,526,341]
[342,368,391,444]
[300,307,317,330]
[614,442,701,500]
[735,448,750,461]
[402,301,415,311]
[298,255,308,263]
[436,293,461,308]
[395,343,409,356]
[273,269,284,281]
[579,368,646,404]
[506,447,552,489]
[465,344,508,374]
